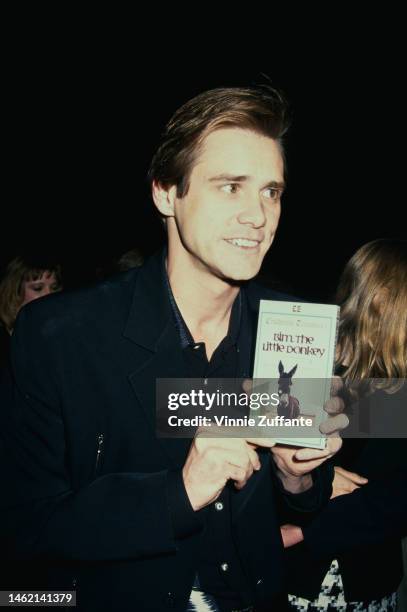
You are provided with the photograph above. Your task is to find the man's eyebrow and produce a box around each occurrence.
[208,174,249,182]
[208,174,285,190]
[262,180,286,191]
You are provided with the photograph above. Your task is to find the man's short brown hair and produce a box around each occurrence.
[148,85,290,198]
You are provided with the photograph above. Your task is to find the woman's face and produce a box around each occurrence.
[21,271,62,308]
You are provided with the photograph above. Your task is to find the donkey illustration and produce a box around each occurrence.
[277,361,300,418]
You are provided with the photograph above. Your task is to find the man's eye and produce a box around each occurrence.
[32,286,44,292]
[221,183,239,194]
[264,188,281,200]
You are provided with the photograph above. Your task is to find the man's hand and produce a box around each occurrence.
[319,376,349,436]
[243,376,349,443]
[269,377,349,492]
[331,466,368,499]
[183,431,262,511]
[280,524,304,548]
[271,437,343,492]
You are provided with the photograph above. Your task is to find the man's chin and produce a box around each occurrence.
[220,264,261,283]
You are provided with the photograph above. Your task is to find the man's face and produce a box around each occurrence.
[172,128,284,283]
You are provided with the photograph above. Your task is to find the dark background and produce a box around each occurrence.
[3,56,405,302]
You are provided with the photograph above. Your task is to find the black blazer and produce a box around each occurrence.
[0,251,333,612]
[285,394,407,603]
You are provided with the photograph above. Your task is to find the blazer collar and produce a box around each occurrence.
[123,249,172,351]
[123,248,292,353]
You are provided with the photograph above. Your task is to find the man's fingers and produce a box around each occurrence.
[227,464,249,481]
[247,446,261,471]
[294,437,341,460]
[319,413,349,435]
[210,448,255,488]
[226,464,252,489]
[242,378,253,393]
[246,437,276,448]
[294,447,330,461]
[323,396,344,415]
[325,436,343,454]
[330,375,344,396]
[242,378,269,396]
[280,524,304,548]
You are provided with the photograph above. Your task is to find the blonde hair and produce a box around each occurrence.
[0,256,62,333]
[336,239,407,391]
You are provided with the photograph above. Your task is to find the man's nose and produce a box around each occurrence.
[237,195,266,228]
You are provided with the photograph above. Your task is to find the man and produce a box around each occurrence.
[0,86,345,611]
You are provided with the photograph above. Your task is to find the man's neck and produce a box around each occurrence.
[166,253,240,358]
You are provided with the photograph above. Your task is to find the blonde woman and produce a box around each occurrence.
[336,238,406,383]
[286,238,407,611]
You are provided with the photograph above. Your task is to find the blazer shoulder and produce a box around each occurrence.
[14,268,140,342]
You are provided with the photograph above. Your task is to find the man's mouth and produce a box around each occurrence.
[224,238,260,249]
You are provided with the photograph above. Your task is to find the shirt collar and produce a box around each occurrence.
[162,250,242,350]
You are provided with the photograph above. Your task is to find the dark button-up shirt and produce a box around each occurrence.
[163,255,331,609]
[165,264,255,609]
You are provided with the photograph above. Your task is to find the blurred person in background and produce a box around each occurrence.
[116,247,144,272]
[284,238,407,611]
[95,247,144,280]
[0,254,63,587]
[0,254,63,335]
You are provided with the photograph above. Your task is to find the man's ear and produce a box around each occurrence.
[151,181,177,218]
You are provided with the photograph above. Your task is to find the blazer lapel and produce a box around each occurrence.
[124,250,192,467]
